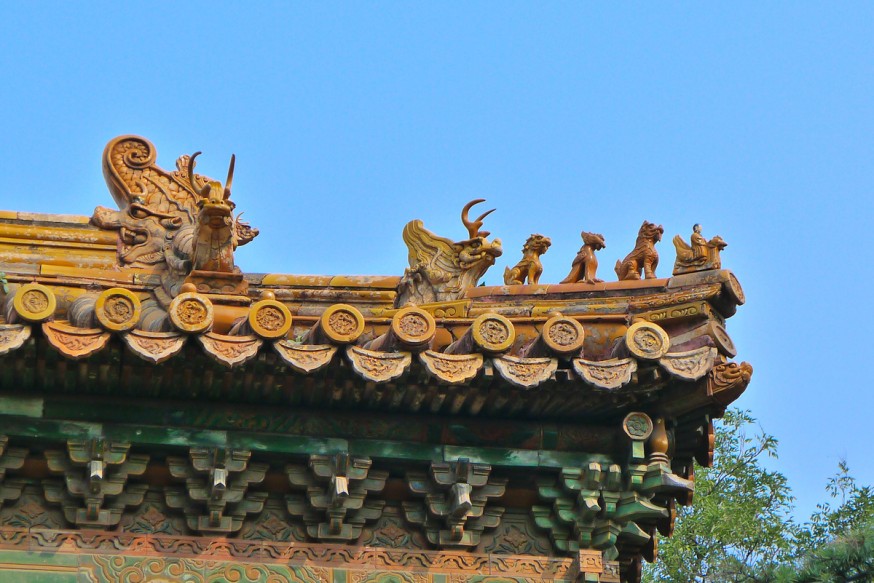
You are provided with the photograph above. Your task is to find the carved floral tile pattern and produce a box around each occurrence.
[479,512,552,557]
[240,502,308,543]
[119,492,186,535]
[361,507,427,549]
[0,486,67,529]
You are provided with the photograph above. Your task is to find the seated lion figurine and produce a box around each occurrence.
[504,234,551,285]
[615,221,664,280]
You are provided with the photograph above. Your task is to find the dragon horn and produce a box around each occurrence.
[188,151,210,197]
[461,199,496,238]
[224,154,236,199]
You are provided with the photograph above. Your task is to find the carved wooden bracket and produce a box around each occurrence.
[286,453,388,542]
[165,448,268,534]
[404,458,506,548]
[43,440,148,527]
[532,458,669,563]
[0,436,27,508]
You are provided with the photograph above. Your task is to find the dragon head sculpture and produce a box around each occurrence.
[91,136,259,302]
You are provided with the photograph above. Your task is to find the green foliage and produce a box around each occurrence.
[794,521,874,582]
[644,411,874,583]
[643,410,797,583]
[802,460,874,551]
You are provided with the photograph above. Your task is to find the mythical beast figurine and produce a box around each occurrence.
[395,199,503,307]
[92,135,258,301]
[504,234,551,285]
[672,223,727,275]
[615,221,664,281]
[561,231,605,284]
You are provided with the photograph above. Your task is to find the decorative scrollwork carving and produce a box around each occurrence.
[273,341,338,373]
[659,346,717,381]
[122,329,186,364]
[42,321,110,359]
[419,351,483,385]
[0,324,31,357]
[346,346,411,383]
[493,355,557,388]
[573,357,637,390]
[198,332,262,367]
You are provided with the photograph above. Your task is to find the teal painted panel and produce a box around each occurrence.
[104,425,227,448]
[231,432,348,454]
[0,550,78,567]
[349,438,442,461]
[0,570,77,583]
[444,446,539,467]
[0,396,43,418]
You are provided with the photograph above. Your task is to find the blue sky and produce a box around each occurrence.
[1,3,871,521]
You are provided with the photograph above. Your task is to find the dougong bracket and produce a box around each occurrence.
[165,448,268,534]
[286,453,388,542]
[404,458,506,548]
[43,440,149,528]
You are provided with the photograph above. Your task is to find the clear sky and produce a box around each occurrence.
[1,3,871,522]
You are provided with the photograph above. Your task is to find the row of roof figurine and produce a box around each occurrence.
[89,138,726,308]
[395,199,727,307]
[504,218,726,286]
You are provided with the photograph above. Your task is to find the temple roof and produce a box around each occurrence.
[0,136,753,582]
